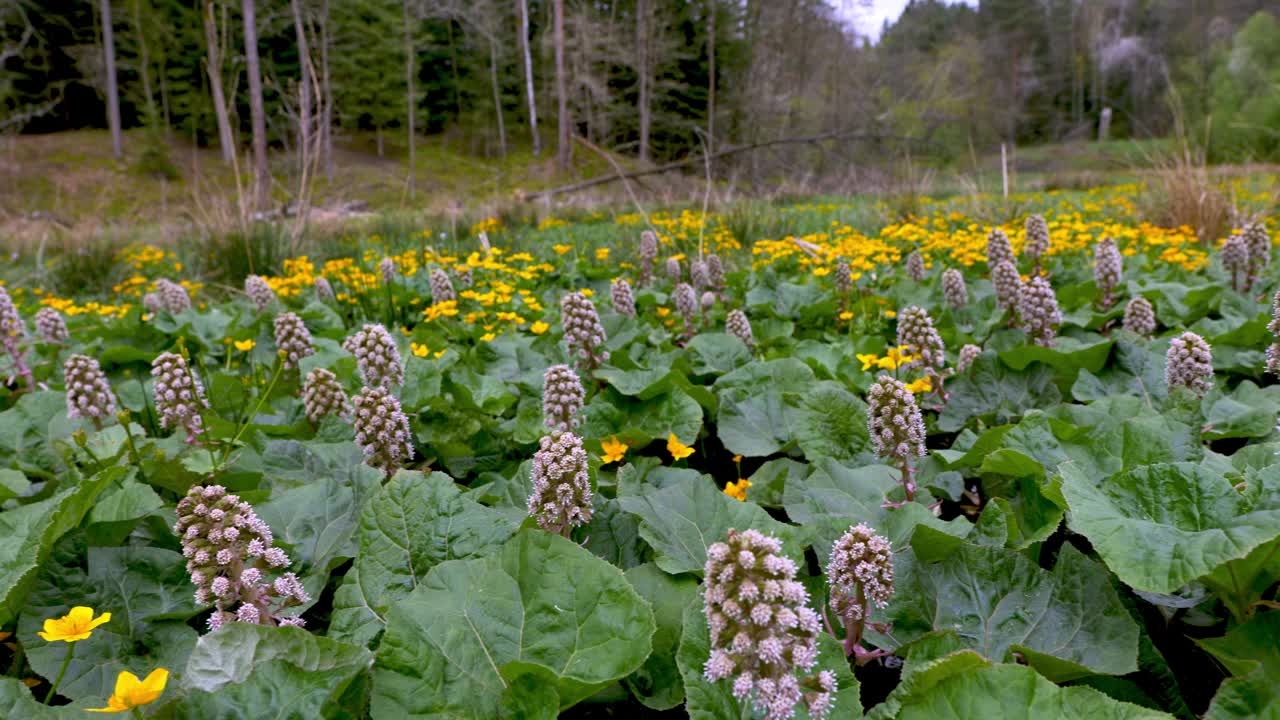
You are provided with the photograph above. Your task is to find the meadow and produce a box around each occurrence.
[0,177,1279,718]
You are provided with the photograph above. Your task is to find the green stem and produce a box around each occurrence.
[44,642,73,705]
[217,355,284,471]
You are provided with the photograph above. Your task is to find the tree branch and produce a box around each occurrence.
[523,130,932,201]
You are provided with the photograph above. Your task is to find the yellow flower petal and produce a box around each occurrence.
[667,433,695,461]
[601,436,628,464]
[38,607,111,643]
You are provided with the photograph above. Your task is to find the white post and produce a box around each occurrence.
[1001,143,1009,200]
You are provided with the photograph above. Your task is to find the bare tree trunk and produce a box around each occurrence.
[706,0,715,155]
[403,0,416,198]
[636,0,650,163]
[517,0,538,155]
[242,0,270,209]
[320,0,333,180]
[290,0,312,178]
[489,39,506,158]
[203,1,235,164]
[554,0,568,173]
[100,0,123,158]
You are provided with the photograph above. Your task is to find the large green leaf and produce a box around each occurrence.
[677,597,862,720]
[787,381,870,462]
[160,624,373,719]
[782,458,970,557]
[867,652,1172,720]
[938,356,1061,432]
[329,471,519,646]
[618,477,800,575]
[1060,462,1280,594]
[0,467,120,627]
[713,358,816,456]
[622,563,699,710]
[21,545,200,702]
[881,536,1139,681]
[371,530,655,719]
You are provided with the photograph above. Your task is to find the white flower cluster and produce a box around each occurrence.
[273,312,315,370]
[343,323,404,388]
[152,351,209,442]
[526,431,593,536]
[175,484,309,632]
[352,384,415,475]
[702,528,835,720]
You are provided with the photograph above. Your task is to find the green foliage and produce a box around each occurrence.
[0,189,1278,718]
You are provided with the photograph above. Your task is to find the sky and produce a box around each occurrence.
[832,0,977,43]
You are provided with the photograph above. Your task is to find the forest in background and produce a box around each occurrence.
[2,0,1279,214]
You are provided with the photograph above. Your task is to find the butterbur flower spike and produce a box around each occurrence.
[707,254,725,289]
[956,343,981,374]
[314,276,336,303]
[1016,276,1062,346]
[1093,237,1122,308]
[560,291,609,370]
[674,282,698,338]
[691,259,710,289]
[430,268,456,304]
[244,274,275,312]
[611,279,637,317]
[637,230,658,287]
[1025,214,1050,270]
[527,431,593,537]
[941,268,967,309]
[1243,221,1271,289]
[867,375,925,503]
[175,485,310,631]
[1266,291,1280,374]
[35,307,69,344]
[702,528,835,720]
[302,368,350,423]
[834,260,853,296]
[827,523,894,663]
[65,354,116,428]
[0,287,31,389]
[1221,235,1249,293]
[727,309,754,349]
[896,306,945,380]
[273,312,315,370]
[380,257,397,285]
[905,250,925,282]
[992,260,1022,312]
[1123,296,1156,338]
[343,323,404,388]
[155,278,191,314]
[352,385,414,475]
[151,351,209,443]
[985,228,1014,270]
[666,257,682,284]
[1165,331,1213,397]
[542,364,584,431]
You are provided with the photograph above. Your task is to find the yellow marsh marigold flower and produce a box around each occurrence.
[411,342,430,358]
[601,436,628,464]
[553,244,572,255]
[904,376,933,394]
[857,353,879,371]
[883,310,896,319]
[86,668,169,713]
[233,339,256,352]
[530,321,550,335]
[723,477,752,502]
[667,433,695,461]
[838,311,854,321]
[38,606,111,642]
